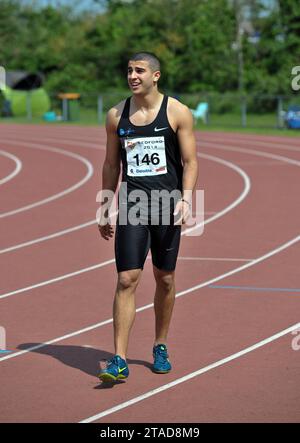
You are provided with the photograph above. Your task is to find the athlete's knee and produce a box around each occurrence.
[154,269,175,292]
[117,270,141,291]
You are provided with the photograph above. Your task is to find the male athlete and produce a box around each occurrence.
[98,52,198,382]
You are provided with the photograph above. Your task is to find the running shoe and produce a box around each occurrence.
[98,355,129,382]
[152,344,172,373]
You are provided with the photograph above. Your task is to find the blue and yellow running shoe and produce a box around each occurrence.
[98,355,129,382]
[152,344,172,373]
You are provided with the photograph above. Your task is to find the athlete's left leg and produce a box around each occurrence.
[152,266,176,345]
[150,224,181,345]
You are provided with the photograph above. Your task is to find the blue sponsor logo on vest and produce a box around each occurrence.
[119,128,135,136]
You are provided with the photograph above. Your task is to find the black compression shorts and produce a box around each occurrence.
[115,221,181,273]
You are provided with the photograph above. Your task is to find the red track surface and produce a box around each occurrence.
[0,123,299,423]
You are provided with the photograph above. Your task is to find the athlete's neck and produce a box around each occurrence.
[131,90,163,111]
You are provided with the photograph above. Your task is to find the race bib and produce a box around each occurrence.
[125,136,167,177]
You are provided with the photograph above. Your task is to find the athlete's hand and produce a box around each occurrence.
[98,222,114,240]
[173,199,191,225]
[98,217,114,241]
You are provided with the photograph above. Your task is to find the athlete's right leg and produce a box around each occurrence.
[113,221,151,360]
[113,269,142,359]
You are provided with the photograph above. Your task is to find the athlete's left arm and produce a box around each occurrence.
[175,105,198,223]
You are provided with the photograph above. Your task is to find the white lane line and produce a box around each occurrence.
[1,130,295,253]
[0,152,250,297]
[2,136,102,150]
[0,141,297,365]
[0,139,94,218]
[0,234,299,363]
[174,235,300,298]
[0,139,105,253]
[0,254,253,300]
[206,135,300,153]
[183,152,250,235]
[200,140,300,168]
[0,259,116,300]
[79,321,300,423]
[146,255,253,262]
[6,132,300,155]
[0,150,248,254]
[0,150,22,185]
[176,257,253,262]
[0,143,298,364]
[3,130,292,253]
[0,220,95,255]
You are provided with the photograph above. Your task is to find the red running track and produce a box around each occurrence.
[0,123,299,423]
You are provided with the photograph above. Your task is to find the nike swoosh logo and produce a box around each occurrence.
[154,126,168,132]
[118,367,127,373]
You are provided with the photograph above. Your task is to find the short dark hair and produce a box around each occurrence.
[129,52,161,72]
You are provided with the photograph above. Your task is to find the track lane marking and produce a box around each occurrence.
[0,234,299,362]
[0,135,297,392]
[0,132,299,254]
[176,257,253,262]
[183,152,250,236]
[0,152,250,297]
[0,140,298,368]
[0,149,246,253]
[205,135,300,153]
[2,130,298,253]
[2,142,298,299]
[0,257,254,300]
[79,322,300,423]
[0,220,95,254]
[200,140,300,167]
[0,150,22,185]
[210,285,300,293]
[0,139,94,218]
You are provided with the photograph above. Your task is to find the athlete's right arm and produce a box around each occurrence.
[98,107,121,240]
[102,107,121,193]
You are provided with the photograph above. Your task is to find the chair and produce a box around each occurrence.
[191,102,209,124]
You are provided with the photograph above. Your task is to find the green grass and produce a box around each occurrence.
[196,125,300,137]
[0,107,100,126]
[195,112,300,137]
[208,112,277,127]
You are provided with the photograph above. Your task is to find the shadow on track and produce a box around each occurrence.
[17,343,152,389]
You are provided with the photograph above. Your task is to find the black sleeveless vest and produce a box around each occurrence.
[117,95,183,198]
